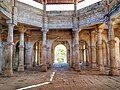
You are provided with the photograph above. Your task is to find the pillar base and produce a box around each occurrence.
[41,64,47,72]
[26,63,32,69]
[72,63,75,69]
[74,64,81,72]
[99,64,104,71]
[92,63,96,68]
[18,65,24,72]
[99,65,105,74]
[4,68,13,77]
[47,63,51,69]
[109,69,119,76]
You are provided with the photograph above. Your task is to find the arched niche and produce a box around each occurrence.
[79,40,89,67]
[54,44,67,63]
[51,40,70,66]
[32,41,42,67]
[96,40,109,66]
[13,41,26,70]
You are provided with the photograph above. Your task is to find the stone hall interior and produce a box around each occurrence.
[0,0,120,90]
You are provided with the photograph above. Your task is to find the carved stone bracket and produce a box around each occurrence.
[18,25,26,33]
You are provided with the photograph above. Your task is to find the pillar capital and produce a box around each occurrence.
[91,30,96,34]
[72,28,80,32]
[6,20,15,28]
[97,27,104,33]
[108,40,116,46]
[107,18,119,29]
[18,25,26,33]
[6,19,17,26]
[19,29,26,33]
[90,30,96,37]
[6,20,12,24]
[42,29,49,32]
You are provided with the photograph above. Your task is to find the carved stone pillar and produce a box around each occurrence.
[46,46,51,69]
[86,46,89,66]
[74,31,81,71]
[26,34,32,69]
[90,31,96,68]
[72,45,75,68]
[37,42,40,65]
[41,30,47,71]
[97,28,104,72]
[88,45,92,68]
[0,31,2,73]
[108,23,119,76]
[18,28,26,72]
[4,20,14,76]
[82,47,84,63]
[72,32,76,68]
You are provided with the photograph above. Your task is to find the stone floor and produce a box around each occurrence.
[0,64,120,90]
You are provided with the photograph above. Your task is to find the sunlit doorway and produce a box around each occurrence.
[53,44,68,70]
[54,44,67,63]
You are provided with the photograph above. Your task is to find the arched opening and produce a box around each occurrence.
[79,40,89,67]
[54,44,67,64]
[14,41,20,70]
[13,41,26,70]
[32,41,42,67]
[102,40,109,66]
[51,40,70,69]
[96,40,108,67]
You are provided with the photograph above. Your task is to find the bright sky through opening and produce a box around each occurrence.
[18,0,102,11]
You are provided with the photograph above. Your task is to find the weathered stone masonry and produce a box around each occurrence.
[0,0,120,76]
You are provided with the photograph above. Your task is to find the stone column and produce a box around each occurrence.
[72,32,76,68]
[88,45,92,68]
[74,31,81,71]
[72,45,75,68]
[18,29,26,72]
[37,42,40,65]
[86,46,89,66]
[26,34,32,69]
[90,31,96,68]
[108,23,119,76]
[97,28,104,72]
[82,47,84,63]
[41,30,47,71]
[46,46,51,69]
[0,31,2,73]
[4,20,14,76]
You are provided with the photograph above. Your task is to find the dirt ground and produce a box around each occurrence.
[0,67,120,90]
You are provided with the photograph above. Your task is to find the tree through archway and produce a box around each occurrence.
[54,44,67,64]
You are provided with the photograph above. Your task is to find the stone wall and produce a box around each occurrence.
[48,11,73,29]
[17,2,43,27]
[17,1,106,29]
[78,1,105,27]
[0,0,12,18]
[109,0,120,17]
